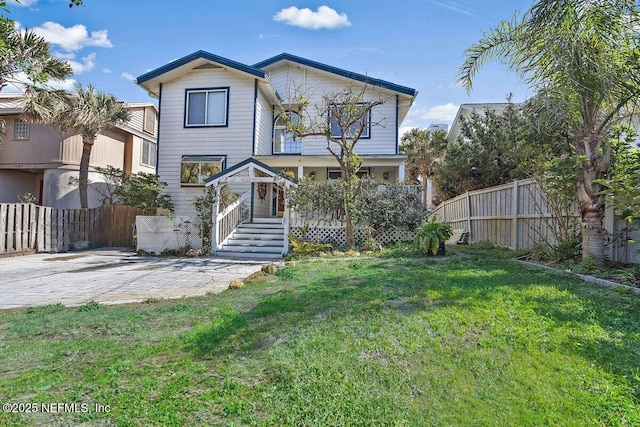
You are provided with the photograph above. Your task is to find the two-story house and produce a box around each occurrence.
[135,51,416,256]
[0,94,158,208]
[136,51,416,213]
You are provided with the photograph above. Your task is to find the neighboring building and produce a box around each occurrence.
[446,103,511,144]
[0,94,158,208]
[427,123,448,133]
[135,51,418,217]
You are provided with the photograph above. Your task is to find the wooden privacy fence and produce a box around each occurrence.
[429,179,640,264]
[0,203,140,255]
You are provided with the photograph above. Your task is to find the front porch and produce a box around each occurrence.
[205,158,298,259]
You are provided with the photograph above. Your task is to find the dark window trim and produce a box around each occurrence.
[328,103,372,140]
[184,87,230,128]
[272,110,302,154]
[180,154,227,187]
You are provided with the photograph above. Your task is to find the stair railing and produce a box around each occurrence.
[213,192,250,253]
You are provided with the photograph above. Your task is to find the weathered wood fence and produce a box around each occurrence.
[0,203,140,255]
[429,179,640,264]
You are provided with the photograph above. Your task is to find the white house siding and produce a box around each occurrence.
[157,69,256,215]
[254,88,273,156]
[266,65,399,157]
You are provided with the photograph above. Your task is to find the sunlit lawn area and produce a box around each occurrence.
[1,246,639,426]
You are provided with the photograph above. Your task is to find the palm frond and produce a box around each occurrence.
[456,15,523,91]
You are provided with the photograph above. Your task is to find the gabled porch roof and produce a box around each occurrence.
[204,157,298,187]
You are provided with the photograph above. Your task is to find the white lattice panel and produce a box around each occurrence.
[136,216,202,254]
[291,225,415,248]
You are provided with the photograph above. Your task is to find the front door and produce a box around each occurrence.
[271,186,285,217]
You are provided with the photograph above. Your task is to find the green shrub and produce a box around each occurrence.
[415,217,453,255]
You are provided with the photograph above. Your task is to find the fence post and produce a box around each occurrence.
[7,204,15,251]
[14,205,22,252]
[21,204,29,250]
[37,206,45,252]
[511,180,519,250]
[466,192,472,236]
[29,204,37,250]
[0,204,6,252]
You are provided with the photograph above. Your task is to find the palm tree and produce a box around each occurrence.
[400,128,447,209]
[0,16,72,138]
[23,83,131,208]
[457,0,640,267]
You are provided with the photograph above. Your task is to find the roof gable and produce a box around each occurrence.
[136,50,265,86]
[205,158,298,187]
[253,53,417,97]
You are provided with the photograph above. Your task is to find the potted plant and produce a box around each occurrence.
[415,217,453,256]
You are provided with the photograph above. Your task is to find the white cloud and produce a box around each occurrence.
[409,102,459,123]
[258,33,281,40]
[6,0,38,6]
[103,68,112,74]
[121,72,135,82]
[52,51,76,61]
[1,71,74,93]
[273,5,351,30]
[67,53,96,74]
[49,78,77,91]
[31,22,113,52]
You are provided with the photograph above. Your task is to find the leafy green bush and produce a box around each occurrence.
[289,233,332,255]
[415,217,453,255]
[115,172,174,212]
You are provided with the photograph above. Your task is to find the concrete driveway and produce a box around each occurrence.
[0,249,266,310]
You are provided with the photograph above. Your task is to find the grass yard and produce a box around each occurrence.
[1,247,639,426]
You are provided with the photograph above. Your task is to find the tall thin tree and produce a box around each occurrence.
[400,128,447,208]
[23,83,131,208]
[282,82,387,247]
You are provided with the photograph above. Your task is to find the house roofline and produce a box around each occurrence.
[136,50,266,86]
[253,53,417,97]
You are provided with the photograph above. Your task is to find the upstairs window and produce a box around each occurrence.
[329,104,371,139]
[143,106,156,135]
[13,119,29,140]
[180,155,225,186]
[185,88,228,127]
[141,139,157,167]
[273,111,301,154]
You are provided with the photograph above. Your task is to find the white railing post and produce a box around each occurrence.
[283,183,290,255]
[211,185,220,254]
[214,192,250,252]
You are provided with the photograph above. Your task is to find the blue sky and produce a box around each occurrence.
[5,0,535,132]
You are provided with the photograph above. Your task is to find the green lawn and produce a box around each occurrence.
[1,248,639,426]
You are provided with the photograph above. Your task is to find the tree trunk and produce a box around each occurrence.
[78,138,94,209]
[575,131,609,268]
[581,205,605,266]
[345,213,355,248]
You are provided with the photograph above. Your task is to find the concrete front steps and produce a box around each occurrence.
[215,218,285,260]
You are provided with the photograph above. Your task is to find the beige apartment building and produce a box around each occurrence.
[0,94,158,208]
